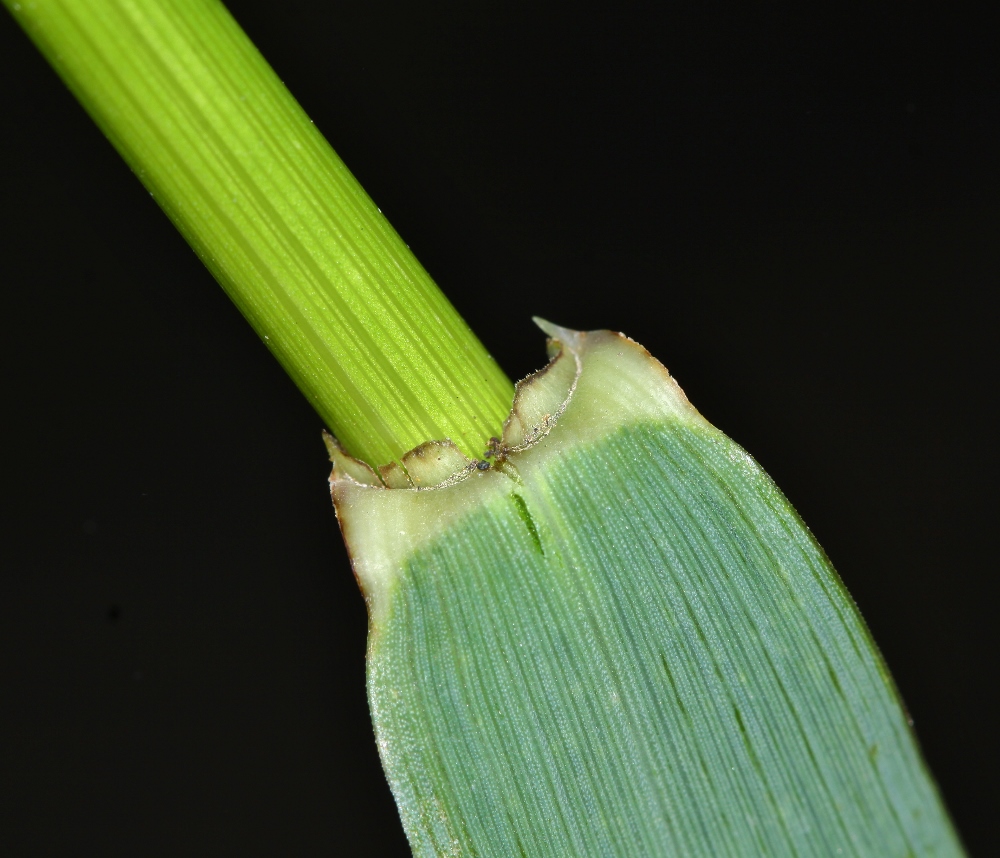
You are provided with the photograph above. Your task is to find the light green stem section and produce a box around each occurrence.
[5,0,514,467]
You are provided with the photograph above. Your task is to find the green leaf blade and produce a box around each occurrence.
[339,327,963,856]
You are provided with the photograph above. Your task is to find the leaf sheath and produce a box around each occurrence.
[335,328,963,856]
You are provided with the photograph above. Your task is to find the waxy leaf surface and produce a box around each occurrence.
[331,325,962,857]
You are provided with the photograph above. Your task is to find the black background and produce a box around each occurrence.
[2,1,997,855]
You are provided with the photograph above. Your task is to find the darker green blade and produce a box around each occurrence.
[348,328,963,857]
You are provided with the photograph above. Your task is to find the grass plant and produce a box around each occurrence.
[4,1,966,854]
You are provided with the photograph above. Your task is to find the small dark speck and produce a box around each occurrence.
[476,460,490,471]
[107,604,121,623]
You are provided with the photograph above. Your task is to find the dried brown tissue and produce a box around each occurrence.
[323,318,588,493]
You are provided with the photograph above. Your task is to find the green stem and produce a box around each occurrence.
[5,0,514,467]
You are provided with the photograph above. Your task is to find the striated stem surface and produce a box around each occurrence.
[5,0,514,466]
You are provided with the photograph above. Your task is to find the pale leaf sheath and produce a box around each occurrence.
[332,325,963,857]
